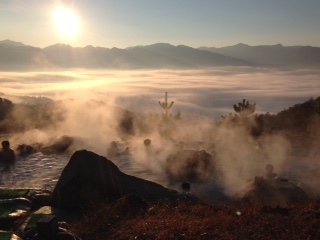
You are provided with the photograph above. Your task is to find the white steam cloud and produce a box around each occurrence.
[1,67,320,199]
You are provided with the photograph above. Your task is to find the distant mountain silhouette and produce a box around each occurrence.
[0,39,26,47]
[135,43,249,68]
[199,44,320,68]
[0,40,249,70]
[1,40,320,70]
[41,42,250,69]
[0,40,48,70]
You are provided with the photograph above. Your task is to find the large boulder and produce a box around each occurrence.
[50,150,178,211]
[236,177,310,205]
[165,150,215,183]
[40,136,74,155]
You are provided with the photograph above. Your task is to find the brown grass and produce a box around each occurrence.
[69,198,320,240]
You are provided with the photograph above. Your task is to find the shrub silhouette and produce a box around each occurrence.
[233,99,256,117]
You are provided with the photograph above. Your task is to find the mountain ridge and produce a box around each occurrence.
[1,40,320,70]
[1,39,315,50]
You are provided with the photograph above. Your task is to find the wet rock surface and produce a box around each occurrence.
[40,136,74,155]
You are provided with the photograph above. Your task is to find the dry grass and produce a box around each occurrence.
[69,197,320,240]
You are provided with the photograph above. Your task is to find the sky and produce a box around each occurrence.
[1,0,320,48]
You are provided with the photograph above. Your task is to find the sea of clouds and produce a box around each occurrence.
[1,67,319,119]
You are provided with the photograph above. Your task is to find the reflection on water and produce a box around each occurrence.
[0,152,70,190]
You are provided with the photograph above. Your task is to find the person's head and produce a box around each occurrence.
[182,182,191,192]
[144,139,151,147]
[266,164,274,173]
[2,140,10,149]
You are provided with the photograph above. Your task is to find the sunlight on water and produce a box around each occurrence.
[0,153,70,190]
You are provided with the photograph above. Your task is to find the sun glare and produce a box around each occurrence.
[54,7,79,37]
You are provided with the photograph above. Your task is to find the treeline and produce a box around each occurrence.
[218,97,320,137]
[254,97,320,136]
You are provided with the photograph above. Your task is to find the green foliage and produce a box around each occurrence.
[233,99,256,117]
[25,214,47,230]
[0,202,17,217]
[0,189,29,200]
[0,231,13,240]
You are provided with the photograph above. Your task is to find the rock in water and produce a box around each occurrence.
[51,150,177,212]
[165,150,215,183]
[236,177,310,205]
[16,144,37,157]
[40,135,74,155]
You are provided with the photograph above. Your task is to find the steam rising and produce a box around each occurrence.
[1,67,320,200]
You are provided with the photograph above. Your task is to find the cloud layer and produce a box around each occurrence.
[1,67,319,119]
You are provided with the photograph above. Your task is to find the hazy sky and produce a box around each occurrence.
[1,0,319,48]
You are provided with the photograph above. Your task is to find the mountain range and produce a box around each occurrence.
[1,40,320,70]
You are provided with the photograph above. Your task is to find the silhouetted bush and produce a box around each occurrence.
[0,97,13,121]
[233,99,256,117]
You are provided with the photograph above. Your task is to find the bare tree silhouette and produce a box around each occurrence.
[159,92,174,117]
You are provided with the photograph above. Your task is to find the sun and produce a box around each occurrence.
[54,7,79,37]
